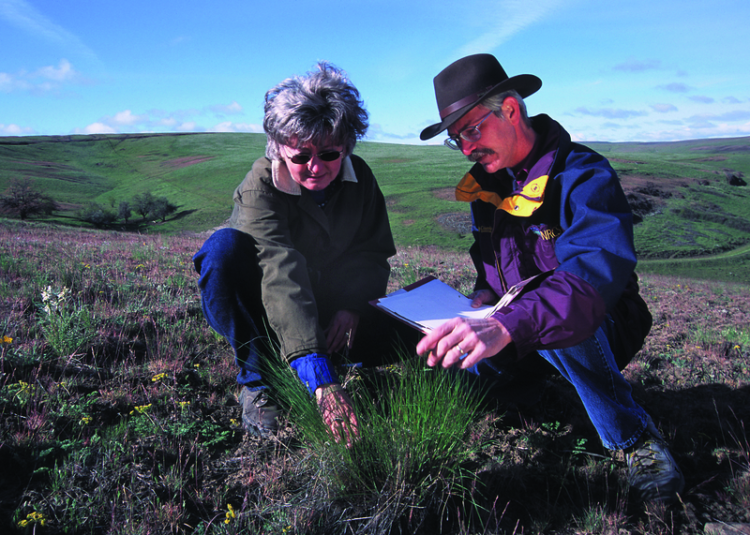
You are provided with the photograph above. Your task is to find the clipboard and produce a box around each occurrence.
[370,273,548,333]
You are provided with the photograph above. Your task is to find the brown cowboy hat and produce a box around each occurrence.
[420,54,542,141]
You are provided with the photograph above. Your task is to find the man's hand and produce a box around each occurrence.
[416,316,512,370]
[315,384,359,447]
[325,310,360,354]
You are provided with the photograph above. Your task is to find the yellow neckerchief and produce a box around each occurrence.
[455,172,549,217]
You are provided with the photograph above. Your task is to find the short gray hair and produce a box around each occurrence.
[263,62,368,160]
[482,90,531,127]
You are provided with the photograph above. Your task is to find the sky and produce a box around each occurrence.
[2,0,749,145]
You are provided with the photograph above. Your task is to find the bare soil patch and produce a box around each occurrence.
[433,187,458,201]
[162,156,214,169]
[437,212,472,234]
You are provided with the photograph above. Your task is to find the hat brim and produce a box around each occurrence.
[420,74,542,141]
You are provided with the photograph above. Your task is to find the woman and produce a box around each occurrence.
[193,63,400,445]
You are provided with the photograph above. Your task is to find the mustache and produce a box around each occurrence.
[467,149,494,162]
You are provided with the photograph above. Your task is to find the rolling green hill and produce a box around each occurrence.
[2,133,750,282]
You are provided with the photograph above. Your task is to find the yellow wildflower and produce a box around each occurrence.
[15,381,32,395]
[2,335,12,344]
[224,503,237,524]
[152,372,168,382]
[18,511,46,527]
[130,404,152,415]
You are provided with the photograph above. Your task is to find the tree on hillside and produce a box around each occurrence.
[132,192,156,220]
[78,203,117,228]
[149,197,178,222]
[117,201,132,224]
[0,178,58,220]
[132,192,177,222]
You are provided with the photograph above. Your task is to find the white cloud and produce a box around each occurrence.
[699,110,750,122]
[208,101,243,115]
[111,110,148,126]
[659,82,691,93]
[0,0,98,61]
[175,122,201,132]
[644,121,750,142]
[78,122,117,134]
[689,95,715,104]
[156,117,178,127]
[36,59,76,82]
[614,59,662,73]
[0,59,79,93]
[651,103,678,113]
[574,107,648,119]
[209,121,263,133]
[365,123,419,143]
[0,123,34,135]
[455,0,566,57]
[0,71,26,92]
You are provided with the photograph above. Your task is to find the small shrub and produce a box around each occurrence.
[38,285,96,358]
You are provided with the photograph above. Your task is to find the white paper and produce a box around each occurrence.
[376,279,494,331]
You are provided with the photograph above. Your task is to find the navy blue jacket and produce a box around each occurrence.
[456,114,650,365]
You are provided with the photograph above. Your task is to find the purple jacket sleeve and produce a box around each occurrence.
[489,148,636,358]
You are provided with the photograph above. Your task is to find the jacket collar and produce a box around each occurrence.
[455,115,563,216]
[271,155,357,195]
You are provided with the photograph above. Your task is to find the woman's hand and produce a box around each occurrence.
[315,384,359,447]
[325,310,360,354]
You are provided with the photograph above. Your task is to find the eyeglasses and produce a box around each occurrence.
[444,111,493,150]
[287,149,343,165]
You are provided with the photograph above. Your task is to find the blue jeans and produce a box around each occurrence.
[193,228,418,389]
[193,229,270,389]
[469,316,649,450]
[196,229,648,450]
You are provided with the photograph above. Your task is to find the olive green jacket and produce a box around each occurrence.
[228,154,395,361]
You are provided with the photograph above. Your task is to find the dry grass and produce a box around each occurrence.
[1,219,750,534]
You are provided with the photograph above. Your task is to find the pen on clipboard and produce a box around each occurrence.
[343,328,352,359]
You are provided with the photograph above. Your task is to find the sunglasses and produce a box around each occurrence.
[287,149,343,165]
[444,111,493,150]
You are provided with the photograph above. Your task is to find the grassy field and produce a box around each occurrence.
[1,220,750,534]
[2,133,750,281]
[1,134,750,533]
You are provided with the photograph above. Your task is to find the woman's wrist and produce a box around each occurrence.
[315,383,344,401]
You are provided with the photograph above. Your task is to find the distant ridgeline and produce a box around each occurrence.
[1,133,749,282]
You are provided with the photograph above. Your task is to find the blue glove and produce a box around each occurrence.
[290,353,339,396]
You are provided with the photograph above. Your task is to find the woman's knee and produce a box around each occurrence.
[194,228,258,276]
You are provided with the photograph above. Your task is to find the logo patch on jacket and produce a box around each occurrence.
[530,225,562,240]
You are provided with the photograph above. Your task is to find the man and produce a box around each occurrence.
[417,53,684,505]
